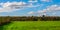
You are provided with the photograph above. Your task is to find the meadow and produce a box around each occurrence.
[1,21,60,30]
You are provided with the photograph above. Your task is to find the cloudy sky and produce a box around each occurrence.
[0,0,60,16]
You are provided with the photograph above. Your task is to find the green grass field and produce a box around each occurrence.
[1,21,60,30]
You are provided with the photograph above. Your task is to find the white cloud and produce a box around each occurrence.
[0,1,27,12]
[37,5,60,15]
[0,1,40,13]
[28,0,38,3]
[52,12,56,15]
[28,11,34,14]
[46,5,60,11]
[27,4,60,16]
[38,5,60,13]
[40,0,52,2]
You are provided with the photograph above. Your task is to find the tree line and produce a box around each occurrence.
[0,16,60,25]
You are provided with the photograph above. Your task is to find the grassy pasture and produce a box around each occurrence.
[1,21,60,30]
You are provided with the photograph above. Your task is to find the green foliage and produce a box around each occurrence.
[0,16,11,25]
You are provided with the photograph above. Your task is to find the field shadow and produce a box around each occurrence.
[0,22,11,30]
[0,25,4,30]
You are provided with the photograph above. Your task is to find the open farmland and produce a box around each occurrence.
[1,21,60,30]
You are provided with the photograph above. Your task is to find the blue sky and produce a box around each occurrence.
[0,0,60,16]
